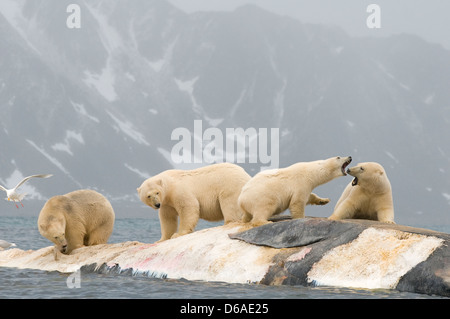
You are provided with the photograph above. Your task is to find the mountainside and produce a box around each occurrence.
[0,0,449,225]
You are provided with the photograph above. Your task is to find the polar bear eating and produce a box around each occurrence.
[238,156,352,227]
[38,189,115,260]
[137,163,251,242]
[328,162,395,223]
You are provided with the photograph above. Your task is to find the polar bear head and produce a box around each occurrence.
[38,203,68,254]
[321,156,353,177]
[137,178,163,210]
[346,162,391,192]
[307,156,352,187]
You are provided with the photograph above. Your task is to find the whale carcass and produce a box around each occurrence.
[0,218,448,297]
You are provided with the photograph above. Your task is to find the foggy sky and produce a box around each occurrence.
[168,0,450,50]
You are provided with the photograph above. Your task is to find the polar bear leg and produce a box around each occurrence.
[85,232,104,246]
[377,208,395,224]
[289,200,306,219]
[307,193,330,205]
[328,199,357,220]
[219,196,242,224]
[172,206,200,238]
[238,198,253,223]
[250,206,275,227]
[66,235,84,253]
[158,206,178,242]
[241,211,253,223]
[250,216,272,227]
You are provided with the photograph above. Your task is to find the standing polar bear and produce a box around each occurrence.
[238,156,352,227]
[38,190,115,260]
[137,163,251,242]
[328,162,395,223]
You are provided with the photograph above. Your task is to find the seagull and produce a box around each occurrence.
[0,174,53,208]
[0,239,16,250]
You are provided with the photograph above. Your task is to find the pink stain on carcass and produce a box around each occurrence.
[124,251,187,272]
[287,247,312,262]
[131,256,158,269]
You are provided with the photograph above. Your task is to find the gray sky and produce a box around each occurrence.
[168,0,450,50]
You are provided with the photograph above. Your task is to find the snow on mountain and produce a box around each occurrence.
[51,130,84,156]
[71,101,100,123]
[83,62,118,102]
[0,0,449,224]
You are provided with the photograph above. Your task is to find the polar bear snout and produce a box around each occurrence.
[340,156,352,175]
[139,188,162,210]
[54,236,68,253]
[146,194,161,209]
[346,164,364,177]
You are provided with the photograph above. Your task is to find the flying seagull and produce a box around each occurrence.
[0,174,53,208]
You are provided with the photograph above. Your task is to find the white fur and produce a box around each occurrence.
[137,163,251,242]
[329,162,395,223]
[239,156,352,226]
[38,190,115,260]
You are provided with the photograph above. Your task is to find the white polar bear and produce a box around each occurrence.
[238,156,352,227]
[38,190,115,260]
[137,163,251,242]
[328,162,395,223]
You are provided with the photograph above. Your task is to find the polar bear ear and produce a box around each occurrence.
[155,178,163,187]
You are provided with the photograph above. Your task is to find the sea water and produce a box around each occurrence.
[0,216,447,299]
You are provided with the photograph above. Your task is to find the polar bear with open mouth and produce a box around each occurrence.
[329,162,395,223]
[239,156,352,227]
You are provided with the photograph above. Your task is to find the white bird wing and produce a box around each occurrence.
[17,193,27,200]
[0,184,7,192]
[13,174,53,190]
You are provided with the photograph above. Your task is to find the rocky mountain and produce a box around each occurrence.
[0,0,449,225]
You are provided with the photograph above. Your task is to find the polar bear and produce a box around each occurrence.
[38,190,115,260]
[328,162,395,223]
[238,156,352,227]
[137,163,251,242]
